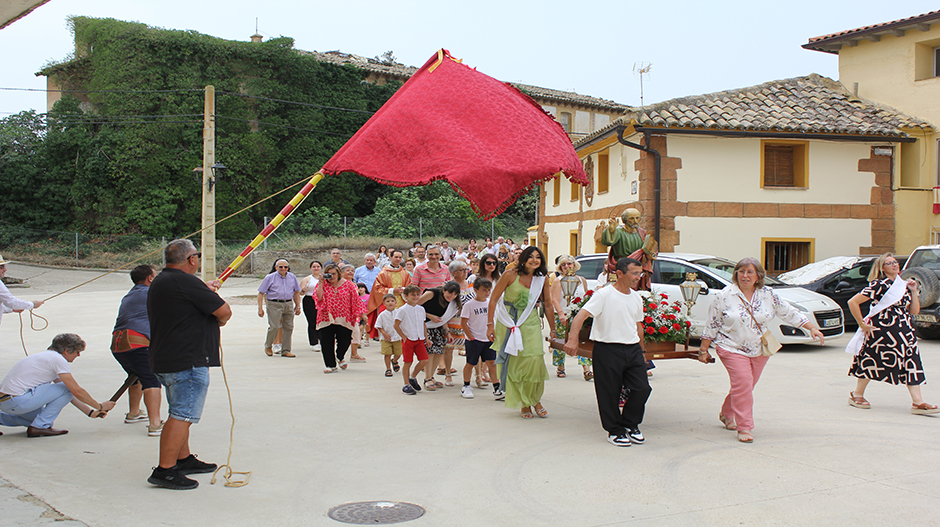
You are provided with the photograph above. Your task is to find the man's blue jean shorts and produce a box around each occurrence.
[155,367,209,424]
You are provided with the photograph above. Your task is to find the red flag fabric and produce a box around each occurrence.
[320,49,588,219]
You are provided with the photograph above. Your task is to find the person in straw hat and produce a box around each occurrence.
[549,255,593,381]
[0,254,44,329]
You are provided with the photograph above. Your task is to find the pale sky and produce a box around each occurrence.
[1,1,938,116]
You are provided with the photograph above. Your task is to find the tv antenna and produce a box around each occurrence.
[633,62,652,107]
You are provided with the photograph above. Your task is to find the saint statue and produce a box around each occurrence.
[597,208,657,290]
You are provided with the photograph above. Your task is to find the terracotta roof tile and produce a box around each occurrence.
[574,74,934,148]
[804,10,940,53]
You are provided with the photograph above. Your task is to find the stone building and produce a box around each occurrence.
[538,74,932,274]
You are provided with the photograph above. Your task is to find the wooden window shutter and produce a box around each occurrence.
[765,145,794,187]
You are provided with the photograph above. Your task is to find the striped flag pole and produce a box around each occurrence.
[218,172,324,283]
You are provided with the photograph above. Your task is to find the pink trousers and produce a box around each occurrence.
[716,347,770,432]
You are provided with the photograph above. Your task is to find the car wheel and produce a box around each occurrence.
[915,325,940,340]
[901,268,940,306]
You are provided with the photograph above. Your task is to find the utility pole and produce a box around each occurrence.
[201,85,217,281]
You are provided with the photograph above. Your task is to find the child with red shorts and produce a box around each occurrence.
[394,285,428,395]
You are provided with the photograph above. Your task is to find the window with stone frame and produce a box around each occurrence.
[935,46,940,77]
[553,175,560,206]
[763,239,813,276]
[559,112,572,133]
[762,141,807,188]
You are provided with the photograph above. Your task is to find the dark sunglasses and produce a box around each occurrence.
[189,252,202,259]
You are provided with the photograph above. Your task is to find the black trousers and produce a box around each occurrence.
[302,295,319,346]
[592,341,651,435]
[319,324,352,368]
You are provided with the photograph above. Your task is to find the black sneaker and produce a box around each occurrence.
[176,454,217,475]
[409,378,422,392]
[402,385,417,395]
[148,466,198,490]
[607,433,631,447]
[627,428,645,444]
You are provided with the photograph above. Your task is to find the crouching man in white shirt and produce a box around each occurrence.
[0,333,116,437]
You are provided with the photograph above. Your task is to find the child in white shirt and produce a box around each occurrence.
[375,294,402,377]
[459,278,501,399]
[394,285,428,395]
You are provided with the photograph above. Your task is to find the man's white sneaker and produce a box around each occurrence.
[461,385,474,399]
[607,433,631,447]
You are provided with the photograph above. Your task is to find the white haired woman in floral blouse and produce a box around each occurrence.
[698,257,824,443]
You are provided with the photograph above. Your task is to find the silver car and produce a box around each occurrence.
[575,253,844,344]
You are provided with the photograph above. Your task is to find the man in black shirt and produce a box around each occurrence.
[146,239,232,490]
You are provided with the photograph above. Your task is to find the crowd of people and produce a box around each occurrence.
[1,239,938,488]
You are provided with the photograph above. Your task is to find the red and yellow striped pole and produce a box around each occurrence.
[218,172,324,283]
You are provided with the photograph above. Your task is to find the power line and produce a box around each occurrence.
[0,87,204,94]
[216,90,375,115]
[214,114,350,137]
[50,120,202,125]
[3,86,377,117]
[50,114,204,120]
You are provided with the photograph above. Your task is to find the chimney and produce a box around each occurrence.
[250,33,263,43]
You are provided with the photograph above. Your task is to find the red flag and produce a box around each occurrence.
[321,49,588,219]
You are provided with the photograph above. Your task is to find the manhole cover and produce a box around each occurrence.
[328,501,425,524]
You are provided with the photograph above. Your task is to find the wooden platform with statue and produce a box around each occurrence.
[548,264,714,364]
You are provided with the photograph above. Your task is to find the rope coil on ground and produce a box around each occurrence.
[210,345,251,487]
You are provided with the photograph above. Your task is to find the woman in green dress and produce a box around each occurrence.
[487,246,555,419]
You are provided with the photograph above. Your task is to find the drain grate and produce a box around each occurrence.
[328,501,425,524]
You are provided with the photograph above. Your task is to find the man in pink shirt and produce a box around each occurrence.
[412,245,452,292]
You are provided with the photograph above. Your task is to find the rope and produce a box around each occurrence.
[210,345,251,487]
[39,174,313,303]
[16,310,49,356]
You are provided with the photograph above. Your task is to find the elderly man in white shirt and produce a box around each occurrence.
[0,333,116,437]
[0,255,44,328]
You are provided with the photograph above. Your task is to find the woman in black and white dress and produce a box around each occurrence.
[847,253,938,415]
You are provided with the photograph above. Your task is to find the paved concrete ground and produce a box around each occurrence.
[1,263,939,527]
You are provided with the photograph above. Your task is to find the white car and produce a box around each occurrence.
[575,253,844,345]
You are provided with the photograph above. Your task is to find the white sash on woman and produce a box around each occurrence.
[494,276,545,356]
[845,276,907,355]
[426,301,459,329]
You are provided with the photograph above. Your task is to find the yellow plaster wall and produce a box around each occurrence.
[674,217,871,262]
[669,135,876,204]
[838,26,940,130]
[837,26,940,247]
[895,189,935,254]
[588,144,640,210]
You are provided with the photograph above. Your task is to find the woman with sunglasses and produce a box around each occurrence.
[487,247,554,419]
[846,253,938,415]
[315,263,366,373]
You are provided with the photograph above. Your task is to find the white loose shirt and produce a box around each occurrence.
[394,303,426,341]
[460,298,490,341]
[703,284,808,357]
[0,350,71,396]
[581,285,643,345]
[0,280,34,328]
[375,309,401,342]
